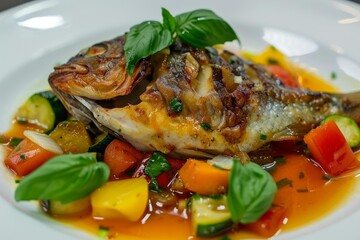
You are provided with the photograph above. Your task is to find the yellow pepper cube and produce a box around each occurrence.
[91,178,148,221]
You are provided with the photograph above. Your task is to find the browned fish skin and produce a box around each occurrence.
[49,36,360,156]
[49,36,151,100]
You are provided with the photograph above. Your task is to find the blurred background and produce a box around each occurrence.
[1,0,360,11]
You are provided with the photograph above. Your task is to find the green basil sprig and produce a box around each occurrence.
[227,160,277,224]
[15,153,109,203]
[125,8,239,74]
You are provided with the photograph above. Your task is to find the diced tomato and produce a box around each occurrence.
[267,65,301,88]
[246,205,287,238]
[4,138,57,176]
[304,120,358,176]
[104,140,144,179]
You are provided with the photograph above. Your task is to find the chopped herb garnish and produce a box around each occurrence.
[260,134,267,140]
[276,178,293,189]
[0,136,6,144]
[299,171,305,179]
[330,71,337,80]
[274,156,286,165]
[297,188,309,193]
[97,226,109,238]
[200,122,212,131]
[149,178,162,192]
[15,179,21,184]
[267,58,279,65]
[20,154,26,160]
[145,152,171,178]
[17,119,27,125]
[9,138,23,147]
[169,98,183,113]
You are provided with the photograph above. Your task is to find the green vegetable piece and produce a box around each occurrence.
[175,9,239,48]
[322,114,360,147]
[191,195,232,237]
[9,137,23,147]
[15,153,110,203]
[88,132,114,153]
[227,160,277,224]
[200,122,212,131]
[98,226,109,238]
[260,134,267,140]
[124,8,239,74]
[125,20,172,74]
[145,152,170,178]
[162,8,176,34]
[16,91,67,132]
[169,97,183,113]
[276,178,293,189]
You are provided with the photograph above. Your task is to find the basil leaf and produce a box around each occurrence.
[162,8,176,34]
[124,21,172,74]
[175,9,239,48]
[15,153,109,203]
[227,160,276,224]
[144,152,170,178]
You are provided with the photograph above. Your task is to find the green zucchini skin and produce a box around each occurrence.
[322,114,360,147]
[191,195,233,237]
[16,90,67,132]
[89,133,114,153]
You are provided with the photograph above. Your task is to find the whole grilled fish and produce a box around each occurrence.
[49,36,360,158]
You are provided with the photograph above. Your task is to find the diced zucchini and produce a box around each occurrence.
[322,115,360,147]
[191,195,233,237]
[88,132,114,153]
[49,120,92,153]
[16,91,67,132]
[41,197,91,217]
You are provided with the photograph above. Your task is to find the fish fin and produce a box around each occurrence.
[272,123,315,141]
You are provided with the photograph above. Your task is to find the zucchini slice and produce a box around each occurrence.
[322,115,360,147]
[191,195,233,237]
[16,91,67,132]
[49,120,92,153]
[89,132,114,153]
[41,197,91,217]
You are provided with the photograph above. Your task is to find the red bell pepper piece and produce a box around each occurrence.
[304,120,358,176]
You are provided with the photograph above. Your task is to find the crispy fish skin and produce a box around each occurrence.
[49,36,359,157]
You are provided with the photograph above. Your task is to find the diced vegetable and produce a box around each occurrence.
[246,205,287,238]
[322,115,360,147]
[41,197,91,217]
[304,120,358,176]
[5,131,62,176]
[89,132,114,153]
[104,139,144,178]
[16,91,67,132]
[267,65,300,88]
[49,120,92,153]
[179,159,229,195]
[91,178,148,221]
[191,195,233,237]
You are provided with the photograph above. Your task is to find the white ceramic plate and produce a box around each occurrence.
[1,0,360,239]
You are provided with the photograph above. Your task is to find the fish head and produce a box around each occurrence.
[49,35,151,100]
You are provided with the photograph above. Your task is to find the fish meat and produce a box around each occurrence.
[49,36,360,158]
